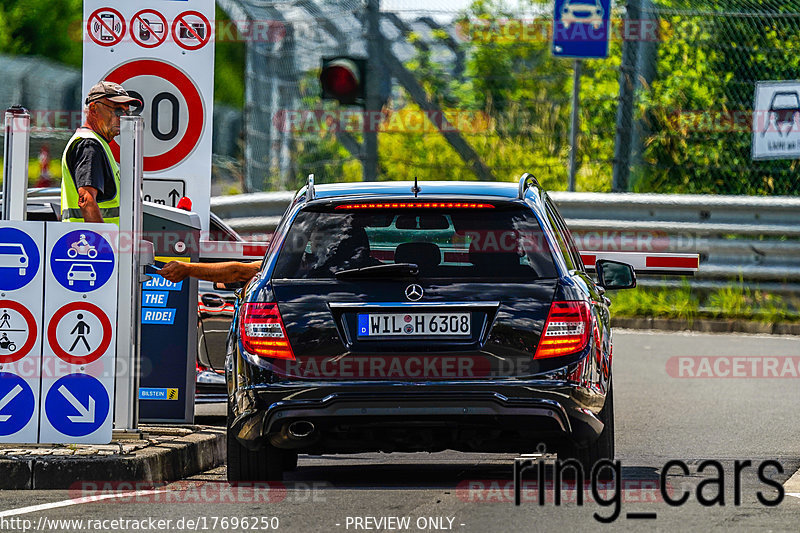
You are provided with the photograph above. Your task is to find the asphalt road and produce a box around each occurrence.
[1,330,800,532]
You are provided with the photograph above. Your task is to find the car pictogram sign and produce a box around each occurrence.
[0,300,38,364]
[105,59,205,172]
[171,10,212,51]
[0,227,40,291]
[44,373,110,438]
[49,230,115,292]
[47,302,112,365]
[0,373,35,437]
[131,9,168,49]
[87,8,126,47]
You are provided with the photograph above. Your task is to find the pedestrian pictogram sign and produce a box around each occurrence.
[47,302,113,365]
[0,373,36,437]
[41,222,117,444]
[43,374,110,438]
[49,230,115,292]
[131,9,169,49]
[172,10,212,51]
[87,8,126,47]
[0,300,38,364]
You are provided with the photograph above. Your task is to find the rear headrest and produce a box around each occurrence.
[394,242,441,269]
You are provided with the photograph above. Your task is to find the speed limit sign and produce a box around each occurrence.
[105,59,205,172]
[82,0,214,231]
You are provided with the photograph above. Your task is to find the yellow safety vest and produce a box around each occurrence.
[60,128,120,225]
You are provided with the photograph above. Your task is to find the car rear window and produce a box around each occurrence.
[272,205,557,280]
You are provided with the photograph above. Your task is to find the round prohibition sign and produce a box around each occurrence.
[47,302,112,365]
[87,8,126,47]
[172,10,212,51]
[105,59,205,172]
[131,9,168,49]
[0,300,37,364]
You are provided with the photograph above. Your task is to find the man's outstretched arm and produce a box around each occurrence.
[159,261,263,283]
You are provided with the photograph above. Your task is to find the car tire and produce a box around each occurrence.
[226,404,285,482]
[558,380,614,476]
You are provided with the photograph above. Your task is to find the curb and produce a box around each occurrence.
[0,427,225,490]
[612,317,800,336]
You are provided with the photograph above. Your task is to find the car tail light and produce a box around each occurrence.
[239,303,295,360]
[534,301,591,359]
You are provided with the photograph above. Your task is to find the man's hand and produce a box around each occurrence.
[77,186,103,223]
[159,261,190,282]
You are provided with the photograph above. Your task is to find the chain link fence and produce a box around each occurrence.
[218,0,800,195]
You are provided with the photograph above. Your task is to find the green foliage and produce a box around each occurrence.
[0,2,245,108]
[214,6,246,108]
[610,281,799,323]
[0,0,83,67]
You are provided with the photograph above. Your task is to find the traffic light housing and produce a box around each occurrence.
[320,57,367,106]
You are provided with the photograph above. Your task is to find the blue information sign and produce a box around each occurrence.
[44,374,109,437]
[50,230,115,292]
[0,373,35,436]
[552,0,611,58]
[0,228,40,291]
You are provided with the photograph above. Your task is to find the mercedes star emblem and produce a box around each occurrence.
[405,284,424,301]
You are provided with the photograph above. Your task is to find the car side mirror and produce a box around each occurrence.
[596,260,636,290]
[214,281,246,291]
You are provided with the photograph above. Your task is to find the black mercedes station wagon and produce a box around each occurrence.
[225,176,636,481]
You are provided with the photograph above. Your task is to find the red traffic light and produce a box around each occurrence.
[320,57,366,105]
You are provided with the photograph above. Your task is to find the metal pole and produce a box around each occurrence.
[2,106,30,221]
[568,60,581,192]
[364,0,381,181]
[114,116,145,433]
[612,0,642,192]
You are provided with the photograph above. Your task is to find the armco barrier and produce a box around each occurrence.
[211,191,800,291]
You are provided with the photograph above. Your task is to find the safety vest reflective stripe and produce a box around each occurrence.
[60,207,120,220]
[60,128,121,225]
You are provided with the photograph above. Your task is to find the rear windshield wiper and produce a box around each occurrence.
[334,263,419,279]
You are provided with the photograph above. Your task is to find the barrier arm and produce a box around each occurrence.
[580,251,700,276]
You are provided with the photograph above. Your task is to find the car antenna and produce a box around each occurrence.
[411,176,420,197]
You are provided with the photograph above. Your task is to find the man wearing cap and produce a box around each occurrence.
[60,81,141,225]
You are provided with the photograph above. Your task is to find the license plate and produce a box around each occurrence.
[357,313,471,337]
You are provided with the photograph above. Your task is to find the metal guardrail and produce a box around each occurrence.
[210,190,800,291]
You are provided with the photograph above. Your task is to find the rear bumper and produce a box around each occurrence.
[230,382,606,453]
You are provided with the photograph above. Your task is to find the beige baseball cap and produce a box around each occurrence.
[85,81,142,106]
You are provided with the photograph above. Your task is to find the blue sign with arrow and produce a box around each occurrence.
[49,230,115,292]
[44,374,109,437]
[0,372,35,436]
[553,0,611,58]
[0,227,40,291]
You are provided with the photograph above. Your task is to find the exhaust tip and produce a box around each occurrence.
[288,421,315,439]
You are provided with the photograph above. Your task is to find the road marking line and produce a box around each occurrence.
[0,489,167,518]
[788,493,800,499]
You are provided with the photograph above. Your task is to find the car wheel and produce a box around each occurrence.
[226,404,285,482]
[558,380,614,476]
